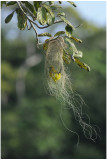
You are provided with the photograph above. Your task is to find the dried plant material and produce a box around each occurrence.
[44,37,97,143]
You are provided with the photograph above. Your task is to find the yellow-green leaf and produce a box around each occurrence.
[65,37,83,58]
[51,5,62,10]
[38,32,52,37]
[54,31,65,37]
[46,12,53,26]
[16,8,27,30]
[43,4,55,24]
[65,37,77,54]
[67,1,77,7]
[37,7,47,25]
[57,12,66,17]
[74,58,90,71]
[71,37,82,43]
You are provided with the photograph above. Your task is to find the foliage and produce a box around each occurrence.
[1,1,106,159]
[5,11,14,23]
[3,1,90,72]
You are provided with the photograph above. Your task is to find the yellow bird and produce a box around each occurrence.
[49,66,61,82]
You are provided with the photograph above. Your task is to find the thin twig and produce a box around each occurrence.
[20,2,36,20]
[17,1,64,47]
[27,21,32,30]
[17,1,63,29]
[75,23,83,28]
[30,22,42,48]
[17,1,41,47]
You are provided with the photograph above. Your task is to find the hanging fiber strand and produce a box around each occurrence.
[45,37,98,143]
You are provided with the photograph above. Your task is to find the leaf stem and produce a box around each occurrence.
[30,22,42,48]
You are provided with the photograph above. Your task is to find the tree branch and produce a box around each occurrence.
[20,2,36,20]
[17,1,63,29]
[30,22,42,47]
[16,1,64,47]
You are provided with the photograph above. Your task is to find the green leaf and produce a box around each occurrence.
[57,12,66,17]
[64,37,83,58]
[25,1,36,16]
[37,7,47,25]
[65,25,73,37]
[38,32,52,37]
[51,5,62,10]
[46,12,53,26]
[59,1,62,4]
[60,16,75,30]
[73,51,83,58]
[63,51,71,64]
[67,1,77,7]
[49,1,54,5]
[1,1,6,8]
[64,37,77,55]
[6,1,16,6]
[33,1,42,11]
[71,37,82,43]
[54,31,65,37]
[16,8,27,30]
[74,58,90,72]
[43,4,55,24]
[5,11,14,24]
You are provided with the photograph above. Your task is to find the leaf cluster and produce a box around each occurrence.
[3,1,90,71]
[3,1,76,30]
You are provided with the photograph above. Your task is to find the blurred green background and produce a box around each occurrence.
[1,1,106,159]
